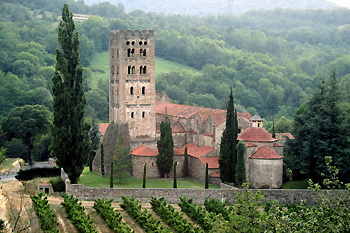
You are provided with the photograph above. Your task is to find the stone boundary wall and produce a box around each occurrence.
[64,181,340,205]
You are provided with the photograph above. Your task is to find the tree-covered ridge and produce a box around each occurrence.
[2,0,350,123]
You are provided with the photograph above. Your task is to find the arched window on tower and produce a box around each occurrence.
[142,111,145,118]
[142,86,145,95]
[132,66,135,74]
[140,66,143,74]
[143,49,146,56]
[130,87,133,95]
[127,49,131,57]
[128,66,131,74]
[143,66,147,74]
[131,112,134,118]
[131,49,134,57]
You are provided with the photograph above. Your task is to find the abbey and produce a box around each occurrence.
[92,30,291,188]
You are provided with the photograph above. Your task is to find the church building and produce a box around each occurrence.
[93,30,290,188]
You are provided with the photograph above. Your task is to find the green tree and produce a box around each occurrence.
[143,164,146,188]
[173,162,177,188]
[309,134,316,181]
[0,147,5,165]
[50,4,91,184]
[286,70,350,183]
[272,121,276,139]
[111,137,132,184]
[183,146,189,177]
[157,117,174,178]
[1,105,51,165]
[235,141,247,186]
[3,139,27,159]
[101,143,105,176]
[89,123,101,172]
[219,89,238,183]
[205,163,209,189]
[110,161,114,188]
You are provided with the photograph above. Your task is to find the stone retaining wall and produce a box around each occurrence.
[65,181,330,205]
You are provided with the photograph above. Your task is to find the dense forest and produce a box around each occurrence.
[84,0,338,16]
[1,0,350,167]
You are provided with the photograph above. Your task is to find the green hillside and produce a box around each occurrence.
[89,51,198,88]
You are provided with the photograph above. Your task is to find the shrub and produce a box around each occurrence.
[50,176,65,192]
[15,167,60,180]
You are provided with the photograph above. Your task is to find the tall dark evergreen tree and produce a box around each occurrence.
[157,117,174,178]
[173,162,177,188]
[205,163,209,189]
[286,70,350,183]
[101,143,105,176]
[89,122,101,172]
[110,161,114,188]
[183,146,189,177]
[309,134,316,181]
[235,141,246,186]
[143,164,146,188]
[50,4,91,184]
[219,89,238,183]
[272,121,276,139]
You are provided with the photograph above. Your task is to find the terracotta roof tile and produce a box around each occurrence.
[210,170,220,178]
[199,156,219,169]
[156,101,251,126]
[98,123,109,136]
[181,143,198,150]
[203,133,214,137]
[171,121,187,133]
[250,146,284,159]
[273,142,283,147]
[174,148,185,156]
[245,142,257,147]
[238,127,277,142]
[275,133,295,140]
[185,144,213,158]
[131,146,158,157]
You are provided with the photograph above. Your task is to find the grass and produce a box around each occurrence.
[0,158,23,173]
[79,167,220,189]
[282,179,309,189]
[88,51,198,89]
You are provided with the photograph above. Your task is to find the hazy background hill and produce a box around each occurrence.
[84,0,338,16]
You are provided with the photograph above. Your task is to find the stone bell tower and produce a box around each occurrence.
[109,30,156,148]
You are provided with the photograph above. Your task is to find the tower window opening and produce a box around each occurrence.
[143,49,146,56]
[126,41,130,45]
[128,66,131,74]
[132,66,135,74]
[144,41,148,45]
[130,87,134,95]
[131,49,134,57]
[131,41,135,45]
[127,49,131,57]
[142,86,145,95]
[143,66,147,74]
[142,111,145,118]
[139,41,142,45]
[131,112,134,118]
[140,66,143,74]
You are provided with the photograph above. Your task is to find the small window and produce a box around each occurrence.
[126,41,130,45]
[142,111,145,118]
[139,41,142,45]
[131,49,134,57]
[151,162,154,166]
[143,49,146,56]
[131,112,134,118]
[142,86,145,95]
[128,66,131,74]
[130,87,133,95]
[132,66,135,74]
[143,66,147,74]
[131,41,135,45]
[127,48,131,57]
[144,41,148,45]
[140,66,143,74]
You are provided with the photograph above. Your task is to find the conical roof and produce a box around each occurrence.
[238,127,277,142]
[250,146,284,159]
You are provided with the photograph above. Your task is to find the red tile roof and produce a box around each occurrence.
[131,146,158,157]
[275,133,295,140]
[98,123,109,136]
[174,148,185,156]
[250,146,284,159]
[156,101,251,126]
[238,127,277,142]
[245,142,257,147]
[180,143,213,158]
[200,156,219,169]
[171,121,187,133]
[273,142,283,147]
[181,143,198,150]
[210,170,220,178]
[203,133,214,137]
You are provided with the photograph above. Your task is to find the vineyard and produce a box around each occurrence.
[25,186,349,233]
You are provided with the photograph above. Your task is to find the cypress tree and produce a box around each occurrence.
[101,144,105,176]
[173,162,177,188]
[272,121,276,139]
[143,164,146,188]
[235,141,247,187]
[110,161,114,188]
[157,117,174,178]
[219,89,238,183]
[183,146,189,177]
[205,163,209,189]
[51,4,91,184]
